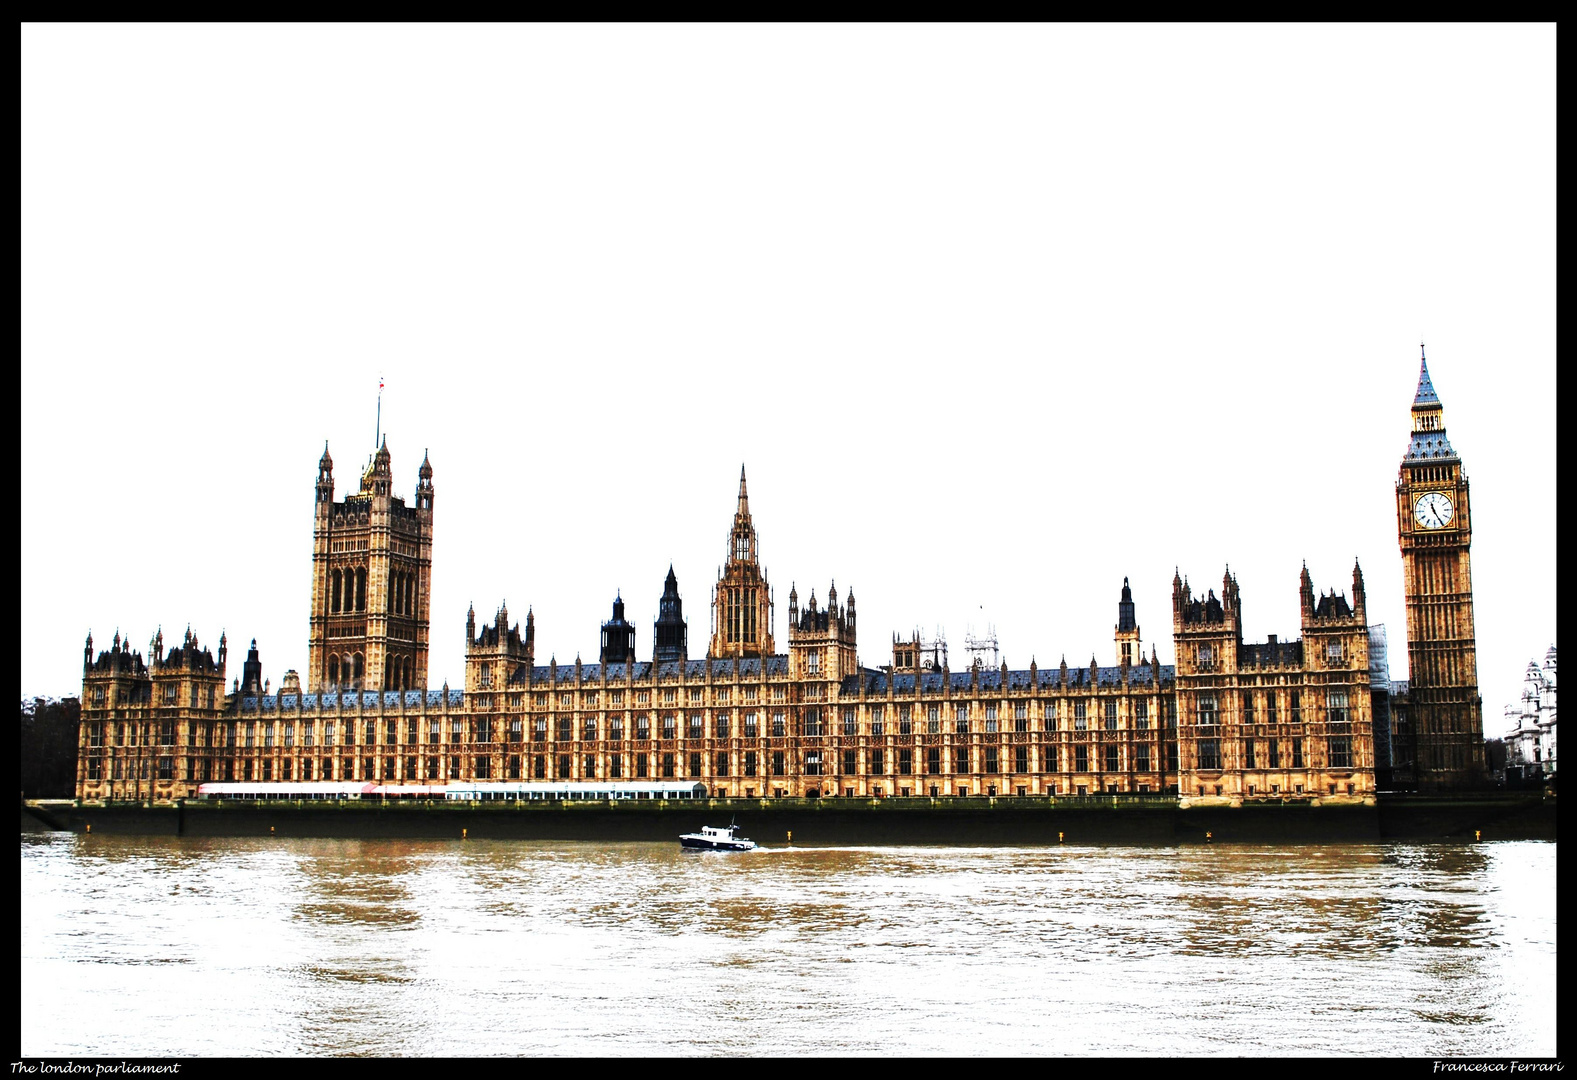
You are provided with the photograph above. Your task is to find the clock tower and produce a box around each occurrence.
[1396,348,1484,789]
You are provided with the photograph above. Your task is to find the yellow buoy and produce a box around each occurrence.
[462,828,468,840]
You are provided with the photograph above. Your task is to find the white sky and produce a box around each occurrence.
[21,24,1556,731]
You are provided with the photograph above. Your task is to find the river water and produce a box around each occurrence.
[19,833,1557,1057]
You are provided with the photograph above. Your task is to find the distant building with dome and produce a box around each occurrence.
[1504,645,1557,782]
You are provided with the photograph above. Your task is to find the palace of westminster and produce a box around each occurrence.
[74,356,1489,801]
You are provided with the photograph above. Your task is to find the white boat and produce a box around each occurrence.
[679,823,758,851]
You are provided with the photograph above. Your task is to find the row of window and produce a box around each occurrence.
[90,684,217,708]
[325,654,417,692]
[1194,642,1351,667]
[1192,691,1349,725]
[86,740,1356,786]
[94,692,1359,754]
[89,710,1184,750]
[1194,737,1349,770]
[326,563,424,616]
[103,744,1191,785]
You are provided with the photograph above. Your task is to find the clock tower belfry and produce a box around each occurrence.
[1396,348,1484,789]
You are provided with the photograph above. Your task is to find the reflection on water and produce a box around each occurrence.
[20,835,1555,1057]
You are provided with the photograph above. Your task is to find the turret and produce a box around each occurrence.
[417,449,434,512]
[788,579,857,681]
[601,591,637,664]
[316,442,334,504]
[1115,576,1141,666]
[240,638,264,696]
[466,599,533,692]
[653,565,688,663]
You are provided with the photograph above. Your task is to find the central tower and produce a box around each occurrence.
[1396,349,1483,788]
[708,466,775,659]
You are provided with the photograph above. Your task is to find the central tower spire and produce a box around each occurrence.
[710,465,774,659]
[728,463,758,564]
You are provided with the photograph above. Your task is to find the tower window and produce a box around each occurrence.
[1328,737,1352,769]
[1326,691,1350,726]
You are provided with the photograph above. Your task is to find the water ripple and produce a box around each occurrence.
[21,835,1556,1057]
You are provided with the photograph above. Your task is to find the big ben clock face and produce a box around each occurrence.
[1414,492,1455,529]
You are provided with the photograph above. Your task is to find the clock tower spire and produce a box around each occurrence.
[1396,347,1483,789]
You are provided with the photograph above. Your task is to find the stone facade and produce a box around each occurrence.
[1171,563,1376,803]
[78,356,1491,802]
[74,470,1379,803]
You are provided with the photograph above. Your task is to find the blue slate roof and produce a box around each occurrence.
[1413,358,1440,406]
[1403,430,1457,462]
[1240,640,1304,666]
[531,655,790,684]
[243,688,463,711]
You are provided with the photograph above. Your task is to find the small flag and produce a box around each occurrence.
[379,377,385,390]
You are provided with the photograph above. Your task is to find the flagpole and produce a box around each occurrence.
[376,377,383,447]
